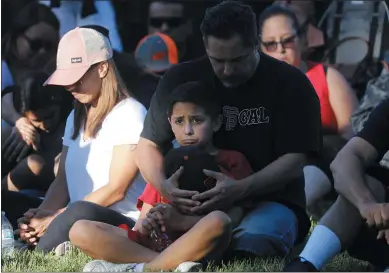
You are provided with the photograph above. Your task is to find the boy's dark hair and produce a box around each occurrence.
[200,0,258,48]
[167,81,221,119]
[258,5,304,38]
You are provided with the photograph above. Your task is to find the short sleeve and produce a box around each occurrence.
[275,65,322,156]
[136,184,163,210]
[1,61,13,91]
[103,98,147,145]
[63,110,75,146]
[140,70,177,148]
[357,99,389,160]
[216,150,253,180]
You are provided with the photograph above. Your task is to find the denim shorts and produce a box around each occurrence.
[229,201,298,257]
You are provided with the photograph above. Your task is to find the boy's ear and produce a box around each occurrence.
[213,114,223,132]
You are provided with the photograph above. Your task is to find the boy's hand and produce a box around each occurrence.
[148,204,184,232]
[140,215,161,236]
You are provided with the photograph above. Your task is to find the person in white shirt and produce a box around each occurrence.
[13,27,146,254]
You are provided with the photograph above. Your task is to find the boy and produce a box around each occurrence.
[72,81,253,272]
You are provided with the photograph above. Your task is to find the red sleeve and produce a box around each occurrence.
[216,150,253,180]
[136,184,163,210]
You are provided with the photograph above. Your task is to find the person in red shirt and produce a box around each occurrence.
[258,5,359,208]
[70,81,253,272]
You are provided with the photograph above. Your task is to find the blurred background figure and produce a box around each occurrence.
[2,1,59,85]
[135,32,178,76]
[40,0,123,51]
[2,71,73,196]
[147,0,196,62]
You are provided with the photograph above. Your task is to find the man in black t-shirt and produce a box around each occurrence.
[137,0,322,259]
[285,99,389,272]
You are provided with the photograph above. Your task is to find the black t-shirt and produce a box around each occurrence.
[358,98,389,186]
[141,53,322,240]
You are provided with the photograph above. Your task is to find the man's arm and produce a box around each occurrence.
[136,138,166,194]
[330,137,378,210]
[237,153,306,200]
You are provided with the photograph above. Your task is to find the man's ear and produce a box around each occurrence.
[213,114,223,132]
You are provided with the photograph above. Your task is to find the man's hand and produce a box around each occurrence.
[15,209,57,246]
[148,204,184,232]
[191,170,241,214]
[140,214,161,236]
[359,203,389,229]
[160,167,200,213]
[377,229,389,245]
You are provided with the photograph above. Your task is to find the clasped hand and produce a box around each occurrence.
[160,167,240,215]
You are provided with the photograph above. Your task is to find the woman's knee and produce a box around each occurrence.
[26,154,46,175]
[202,211,232,237]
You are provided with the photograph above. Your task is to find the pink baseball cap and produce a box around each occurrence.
[44,27,113,86]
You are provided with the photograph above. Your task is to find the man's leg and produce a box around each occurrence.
[77,211,232,271]
[284,175,386,271]
[36,201,135,253]
[227,202,298,259]
[304,165,332,208]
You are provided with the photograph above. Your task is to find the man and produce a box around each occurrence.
[138,0,321,259]
[147,0,197,62]
[284,99,389,272]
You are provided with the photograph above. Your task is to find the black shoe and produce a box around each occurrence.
[283,257,319,272]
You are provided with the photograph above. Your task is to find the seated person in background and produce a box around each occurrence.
[284,98,389,272]
[258,5,359,208]
[350,50,389,170]
[4,27,147,255]
[1,70,72,194]
[71,81,253,272]
[2,2,60,163]
[135,32,179,77]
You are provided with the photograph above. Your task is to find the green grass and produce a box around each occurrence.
[0,205,373,272]
[1,244,372,272]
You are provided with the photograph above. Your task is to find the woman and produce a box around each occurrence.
[12,27,147,255]
[1,71,73,194]
[258,5,359,208]
[2,2,61,171]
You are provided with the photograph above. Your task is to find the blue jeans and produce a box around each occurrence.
[230,201,298,257]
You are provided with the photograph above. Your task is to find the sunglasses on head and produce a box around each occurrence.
[23,34,53,52]
[261,35,297,52]
[149,17,186,28]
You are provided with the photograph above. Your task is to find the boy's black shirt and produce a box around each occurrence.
[141,52,322,242]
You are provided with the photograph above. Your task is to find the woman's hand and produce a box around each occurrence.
[161,167,200,214]
[15,209,58,245]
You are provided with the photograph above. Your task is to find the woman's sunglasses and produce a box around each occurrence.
[23,34,53,52]
[261,35,297,52]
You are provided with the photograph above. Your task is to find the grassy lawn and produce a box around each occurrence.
[1,244,371,272]
[1,203,373,272]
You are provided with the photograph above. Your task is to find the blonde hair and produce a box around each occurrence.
[72,59,129,140]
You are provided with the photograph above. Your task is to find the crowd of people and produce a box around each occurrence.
[1,0,388,272]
